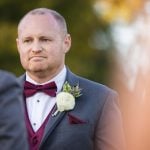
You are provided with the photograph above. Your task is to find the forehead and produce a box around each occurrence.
[18,14,61,36]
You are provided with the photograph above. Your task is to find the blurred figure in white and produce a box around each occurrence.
[112,1,150,150]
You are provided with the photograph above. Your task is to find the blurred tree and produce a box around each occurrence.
[94,0,144,23]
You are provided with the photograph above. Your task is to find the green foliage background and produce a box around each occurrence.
[0,0,116,86]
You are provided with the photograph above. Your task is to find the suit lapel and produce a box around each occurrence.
[40,68,79,147]
[40,109,66,146]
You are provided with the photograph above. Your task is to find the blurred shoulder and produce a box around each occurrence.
[0,70,20,87]
[0,70,17,79]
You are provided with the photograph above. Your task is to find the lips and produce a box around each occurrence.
[29,56,46,61]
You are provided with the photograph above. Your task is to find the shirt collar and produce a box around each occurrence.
[26,66,67,93]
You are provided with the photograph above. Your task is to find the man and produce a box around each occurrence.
[17,8,125,150]
[0,70,28,150]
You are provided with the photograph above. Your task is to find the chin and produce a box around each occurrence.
[29,63,45,70]
[28,66,44,72]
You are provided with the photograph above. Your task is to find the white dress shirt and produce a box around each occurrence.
[25,66,66,132]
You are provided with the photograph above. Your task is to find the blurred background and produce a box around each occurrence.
[0,0,150,149]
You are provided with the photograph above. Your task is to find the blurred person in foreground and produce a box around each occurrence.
[16,8,125,150]
[0,70,28,150]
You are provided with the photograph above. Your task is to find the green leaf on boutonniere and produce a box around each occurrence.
[63,81,82,98]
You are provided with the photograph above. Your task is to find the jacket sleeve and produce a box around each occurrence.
[0,71,28,150]
[94,91,126,150]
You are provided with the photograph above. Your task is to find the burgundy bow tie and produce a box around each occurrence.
[24,81,57,97]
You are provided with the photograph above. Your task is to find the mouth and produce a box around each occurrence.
[29,56,46,61]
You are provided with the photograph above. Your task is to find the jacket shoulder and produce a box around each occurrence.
[77,75,117,96]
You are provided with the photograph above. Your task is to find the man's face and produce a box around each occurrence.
[17,14,71,76]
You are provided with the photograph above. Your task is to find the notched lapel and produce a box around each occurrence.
[40,107,66,147]
[40,68,81,147]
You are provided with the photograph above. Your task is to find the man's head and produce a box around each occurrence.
[17,8,68,38]
[17,8,71,82]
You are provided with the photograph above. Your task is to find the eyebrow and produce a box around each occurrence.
[21,35,54,40]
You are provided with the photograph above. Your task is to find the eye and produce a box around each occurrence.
[40,36,53,42]
[41,38,51,42]
[42,39,49,42]
[23,39,32,43]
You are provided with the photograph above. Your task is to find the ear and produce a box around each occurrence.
[16,38,20,53]
[63,34,71,53]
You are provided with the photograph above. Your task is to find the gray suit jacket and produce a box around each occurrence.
[0,70,28,150]
[19,68,125,150]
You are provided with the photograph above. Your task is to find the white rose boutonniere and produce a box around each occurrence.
[52,81,82,116]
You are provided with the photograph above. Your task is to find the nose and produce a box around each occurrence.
[32,41,42,52]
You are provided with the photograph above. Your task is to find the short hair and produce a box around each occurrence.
[18,8,68,34]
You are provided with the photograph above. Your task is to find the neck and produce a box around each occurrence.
[27,67,64,84]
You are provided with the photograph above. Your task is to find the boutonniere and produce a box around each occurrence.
[52,81,82,116]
